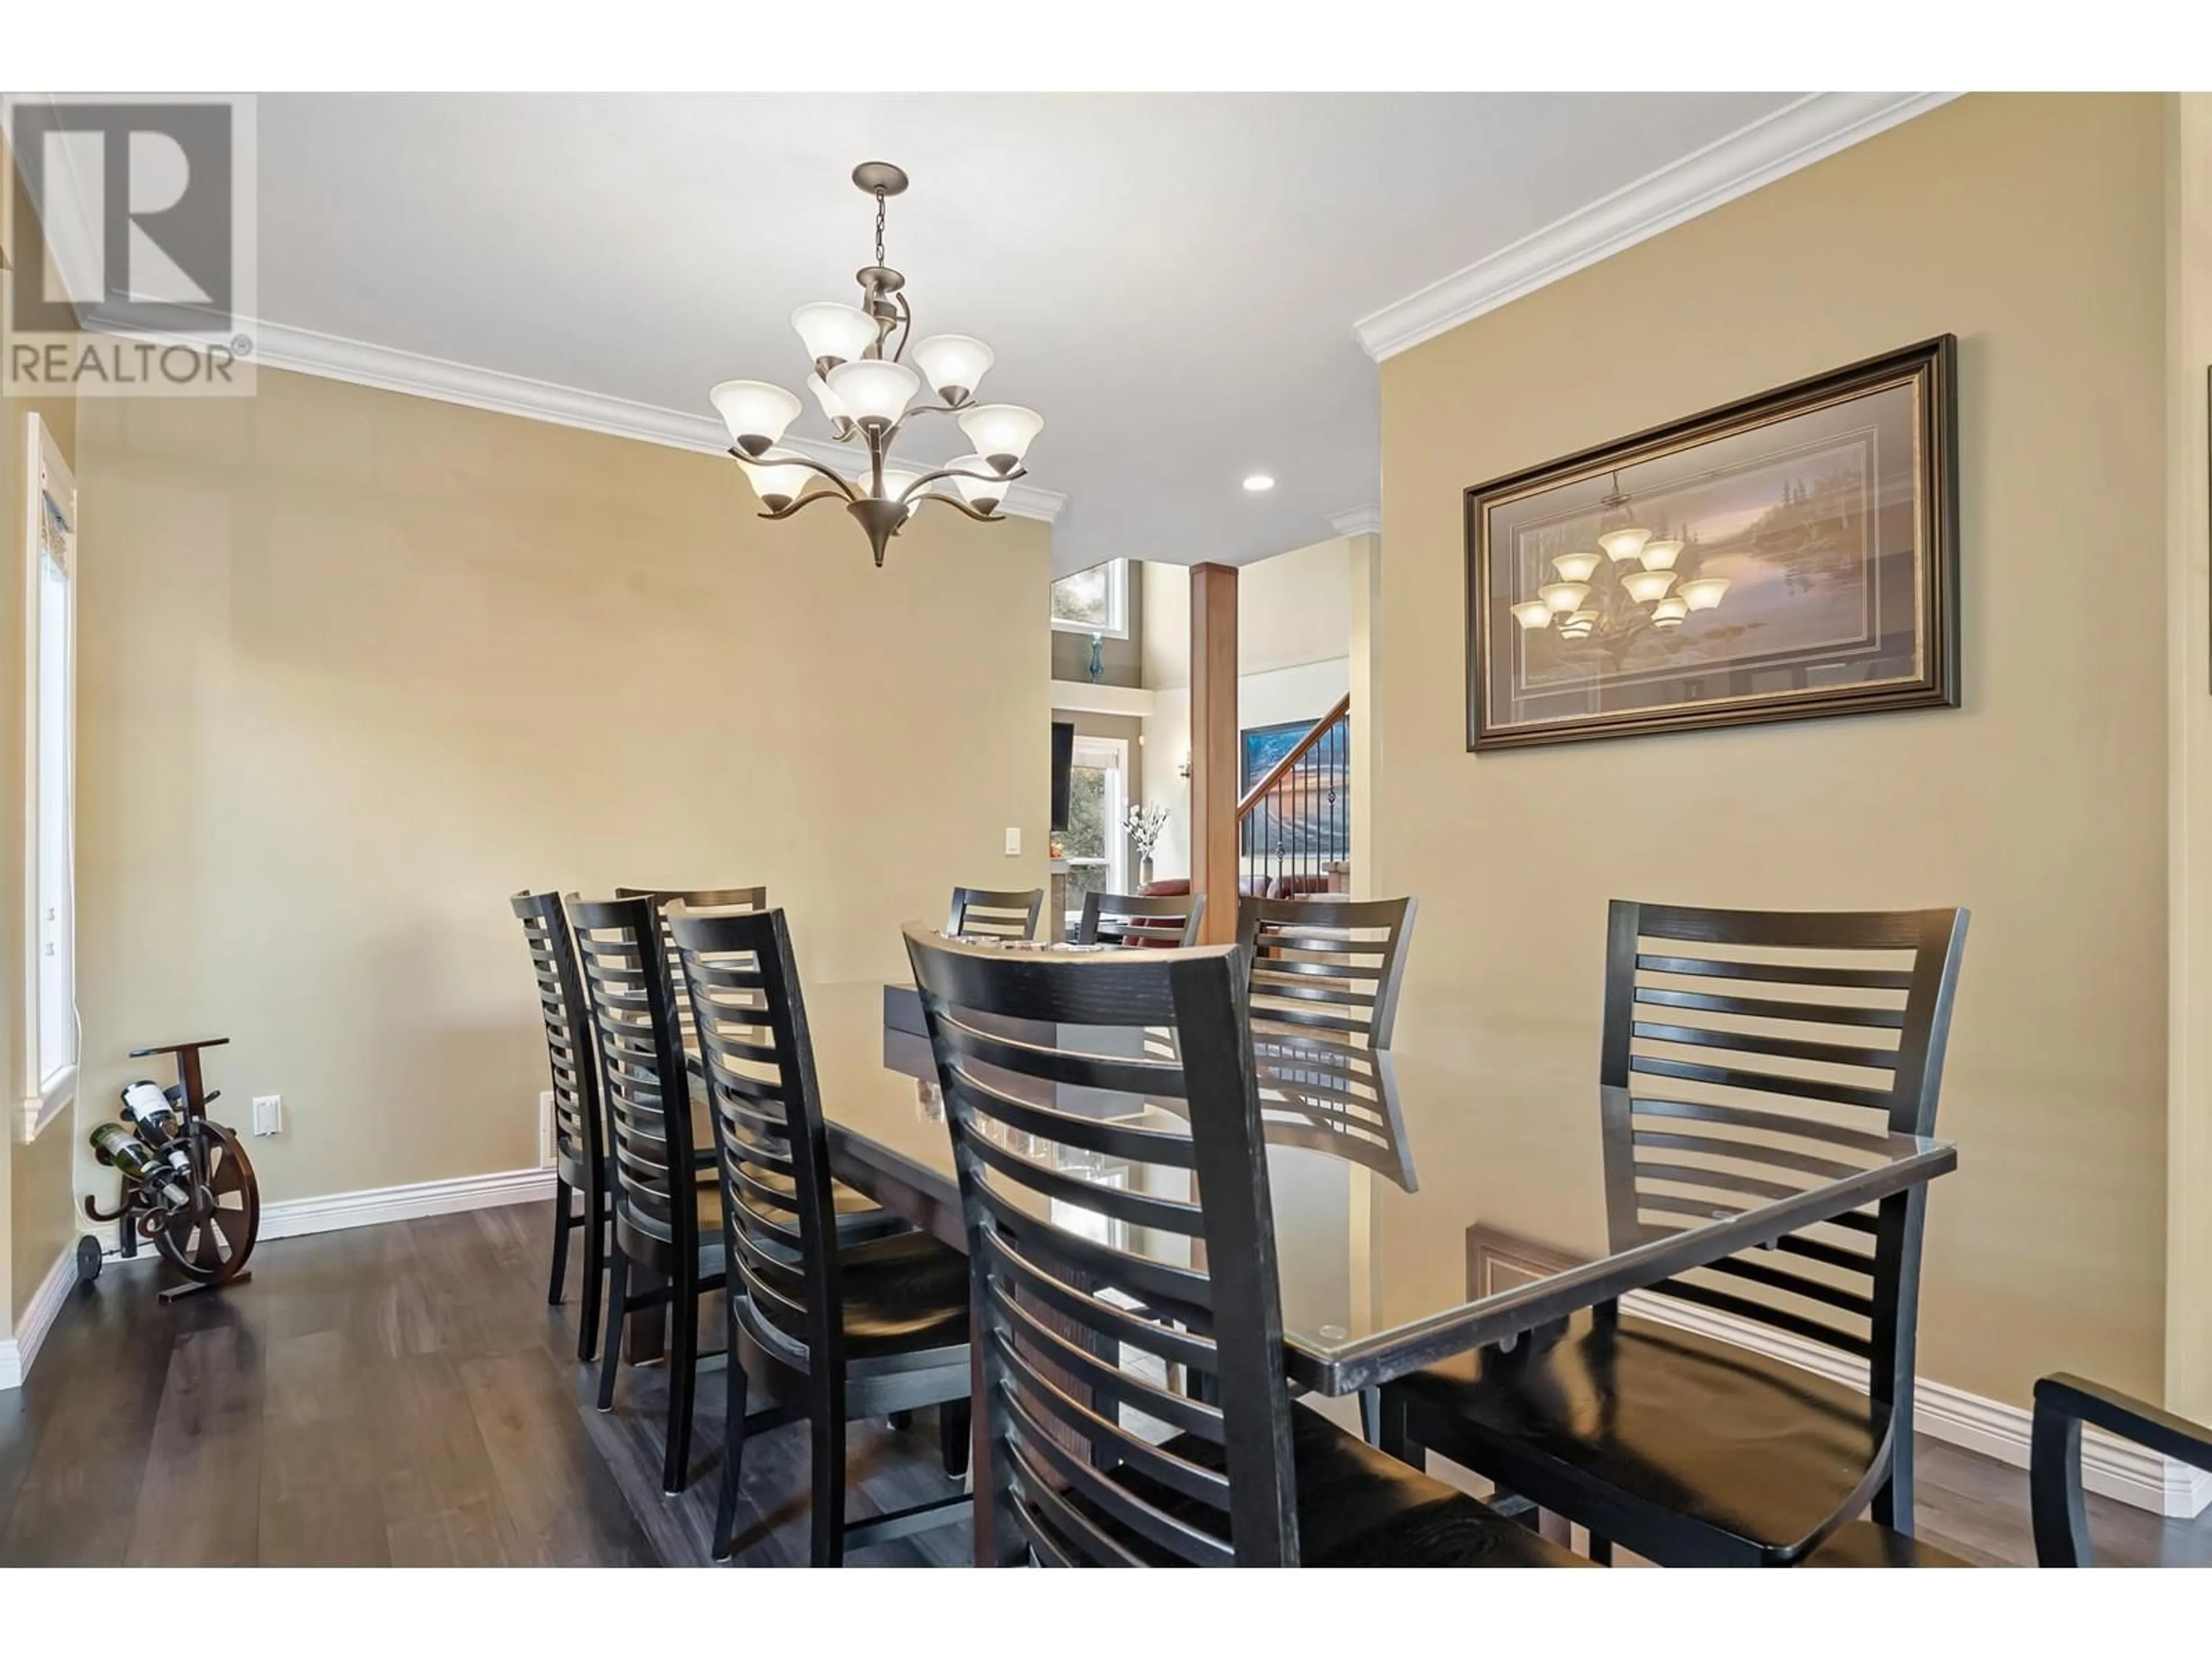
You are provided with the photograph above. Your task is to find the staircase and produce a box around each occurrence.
[1235,694,1350,899]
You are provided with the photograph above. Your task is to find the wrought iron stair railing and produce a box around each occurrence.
[1234,694,1350,899]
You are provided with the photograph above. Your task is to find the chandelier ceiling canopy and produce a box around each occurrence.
[708,161,1044,566]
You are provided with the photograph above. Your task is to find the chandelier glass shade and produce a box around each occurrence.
[1513,475,1729,647]
[709,161,1043,566]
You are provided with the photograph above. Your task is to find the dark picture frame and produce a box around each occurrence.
[1465,336,1960,751]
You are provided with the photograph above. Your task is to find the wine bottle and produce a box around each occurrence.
[89,1123,191,1209]
[120,1081,179,1147]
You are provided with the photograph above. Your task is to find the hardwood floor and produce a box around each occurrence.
[2,1199,2206,1567]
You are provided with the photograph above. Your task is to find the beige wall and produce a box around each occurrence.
[1139,537,1353,690]
[3,127,85,1333]
[1377,93,2172,1407]
[71,368,1049,1209]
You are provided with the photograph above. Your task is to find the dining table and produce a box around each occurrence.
[772,974,1959,1567]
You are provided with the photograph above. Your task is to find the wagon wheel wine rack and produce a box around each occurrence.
[82,1036,261,1300]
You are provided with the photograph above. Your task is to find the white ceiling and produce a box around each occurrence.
[251,92,1805,574]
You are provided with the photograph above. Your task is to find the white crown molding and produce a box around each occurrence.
[77,305,1066,524]
[0,1243,77,1390]
[1623,1290,2212,1521]
[1327,503,1382,538]
[1353,92,1963,363]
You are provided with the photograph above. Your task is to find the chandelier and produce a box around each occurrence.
[706,162,1043,567]
[1512,473,1729,645]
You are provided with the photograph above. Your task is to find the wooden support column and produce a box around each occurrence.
[1188,562,1239,945]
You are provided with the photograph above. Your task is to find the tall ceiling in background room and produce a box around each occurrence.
[244,92,1930,573]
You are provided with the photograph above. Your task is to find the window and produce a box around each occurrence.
[21,415,77,1142]
[1049,559,1128,638]
[1060,735,1128,928]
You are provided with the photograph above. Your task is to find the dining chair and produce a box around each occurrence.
[619,885,910,1252]
[1075,889,1206,949]
[566,892,725,1495]
[510,890,608,1363]
[1236,894,1417,1048]
[945,885,1044,942]
[1802,1370,2212,1566]
[671,904,973,1566]
[903,922,1585,1567]
[2032,1373,2212,1566]
[615,885,768,1054]
[1236,894,1421,1196]
[1378,900,1969,1566]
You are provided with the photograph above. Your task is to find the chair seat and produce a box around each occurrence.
[749,1229,969,1359]
[1070,1403,1586,1566]
[1388,1308,1890,1563]
[1801,1520,1971,1567]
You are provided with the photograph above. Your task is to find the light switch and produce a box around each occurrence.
[1003,827,1021,856]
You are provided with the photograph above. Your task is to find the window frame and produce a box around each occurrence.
[1048,558,1130,640]
[20,414,78,1145]
[1063,735,1130,929]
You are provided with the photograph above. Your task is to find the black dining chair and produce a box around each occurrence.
[510,891,609,1363]
[1075,889,1206,949]
[1378,900,1969,1566]
[670,904,973,1566]
[1236,893,1421,1196]
[614,886,903,1245]
[945,885,1044,942]
[1236,894,1417,1047]
[1802,1371,2212,1567]
[903,922,1585,1567]
[615,884,767,1053]
[2031,1373,2212,1565]
[566,892,725,1495]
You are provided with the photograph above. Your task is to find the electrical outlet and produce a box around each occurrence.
[1003,826,1021,856]
[539,1090,556,1168]
[251,1094,282,1136]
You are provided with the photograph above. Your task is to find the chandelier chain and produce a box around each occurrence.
[874,189,887,267]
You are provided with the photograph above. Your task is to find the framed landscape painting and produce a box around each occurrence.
[1466,336,1959,751]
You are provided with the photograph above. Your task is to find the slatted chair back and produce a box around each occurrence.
[510,891,603,1187]
[1599,900,1968,1422]
[1076,889,1206,950]
[666,903,846,1374]
[1235,895,1419,1194]
[1236,894,1416,1048]
[566,894,700,1267]
[904,924,1299,1567]
[946,886,1044,943]
[615,886,768,1053]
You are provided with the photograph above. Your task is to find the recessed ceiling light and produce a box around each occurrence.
[1243,474,1275,493]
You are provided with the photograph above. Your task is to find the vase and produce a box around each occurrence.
[1139,855,1154,888]
[1088,632,1104,683]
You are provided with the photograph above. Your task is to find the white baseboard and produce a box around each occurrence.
[257,1165,557,1241]
[1623,1290,2212,1521]
[0,1243,81,1390]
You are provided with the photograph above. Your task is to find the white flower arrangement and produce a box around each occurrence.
[1122,801,1171,858]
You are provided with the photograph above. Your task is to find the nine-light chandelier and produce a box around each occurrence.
[707,161,1044,567]
[1513,473,1730,645]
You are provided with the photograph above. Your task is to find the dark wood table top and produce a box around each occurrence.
[804,980,1956,1396]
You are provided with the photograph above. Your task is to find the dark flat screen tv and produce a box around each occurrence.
[1050,720,1075,832]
